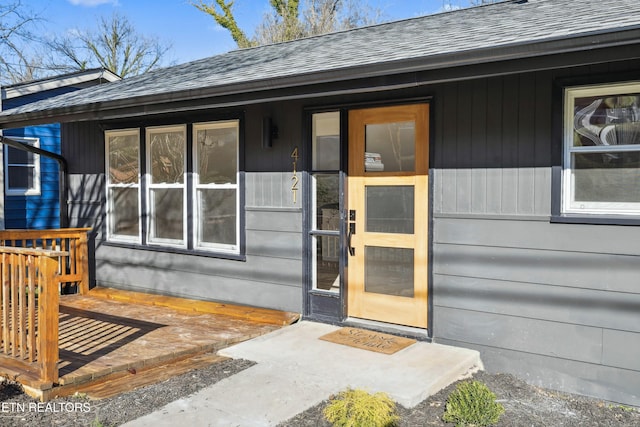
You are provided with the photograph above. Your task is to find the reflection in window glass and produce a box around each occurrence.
[198,189,237,246]
[313,174,339,230]
[109,133,139,184]
[196,125,238,184]
[312,112,340,170]
[311,111,341,294]
[147,125,186,245]
[194,121,239,251]
[365,121,415,172]
[565,84,640,214]
[149,128,185,184]
[106,129,140,241]
[312,235,340,292]
[572,94,640,147]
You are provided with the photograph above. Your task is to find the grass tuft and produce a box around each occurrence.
[323,388,399,427]
[443,380,505,426]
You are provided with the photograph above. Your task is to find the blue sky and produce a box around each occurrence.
[27,0,473,66]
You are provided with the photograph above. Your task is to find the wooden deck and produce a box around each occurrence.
[0,288,299,400]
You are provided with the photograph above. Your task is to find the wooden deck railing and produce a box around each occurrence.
[0,247,65,384]
[0,229,90,295]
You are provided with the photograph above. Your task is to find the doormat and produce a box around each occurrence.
[319,327,416,355]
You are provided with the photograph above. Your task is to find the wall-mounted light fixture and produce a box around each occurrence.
[262,117,278,148]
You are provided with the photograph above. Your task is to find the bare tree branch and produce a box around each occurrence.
[0,0,43,84]
[46,12,171,78]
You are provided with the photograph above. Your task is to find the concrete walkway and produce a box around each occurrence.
[123,321,482,427]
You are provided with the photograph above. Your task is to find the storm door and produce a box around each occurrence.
[347,104,429,328]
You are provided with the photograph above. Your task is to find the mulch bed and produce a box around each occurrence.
[0,360,638,426]
[280,371,640,427]
[0,358,254,427]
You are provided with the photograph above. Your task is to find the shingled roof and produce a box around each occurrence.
[1,0,639,126]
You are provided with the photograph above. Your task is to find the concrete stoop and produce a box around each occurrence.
[124,321,482,427]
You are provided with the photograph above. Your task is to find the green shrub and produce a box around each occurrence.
[443,380,505,426]
[323,388,399,427]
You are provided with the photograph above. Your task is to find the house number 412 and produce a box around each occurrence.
[291,147,299,204]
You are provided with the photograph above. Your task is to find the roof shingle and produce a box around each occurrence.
[2,0,639,119]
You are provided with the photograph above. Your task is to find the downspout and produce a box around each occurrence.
[0,135,69,228]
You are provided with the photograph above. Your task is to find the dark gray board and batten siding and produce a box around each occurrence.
[431,65,640,405]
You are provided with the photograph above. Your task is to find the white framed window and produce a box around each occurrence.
[146,125,187,247]
[310,111,341,293]
[193,120,239,253]
[105,119,241,255]
[4,137,40,196]
[105,129,141,242]
[563,82,640,215]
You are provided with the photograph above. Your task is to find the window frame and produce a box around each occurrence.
[193,120,240,253]
[104,117,244,258]
[309,111,342,294]
[562,81,640,216]
[146,124,187,248]
[4,137,41,196]
[105,128,141,243]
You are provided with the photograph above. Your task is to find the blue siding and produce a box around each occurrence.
[2,83,83,229]
[3,124,60,229]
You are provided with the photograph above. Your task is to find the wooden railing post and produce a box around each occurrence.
[77,232,89,295]
[38,255,60,384]
[2,253,9,355]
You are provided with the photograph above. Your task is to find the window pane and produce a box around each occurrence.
[196,125,237,184]
[198,189,236,246]
[109,187,139,237]
[365,246,414,297]
[573,152,640,203]
[573,94,640,147]
[7,148,33,165]
[7,165,34,189]
[314,174,339,231]
[149,129,185,184]
[365,121,415,172]
[312,112,340,170]
[150,188,184,241]
[108,133,139,184]
[366,185,414,234]
[313,235,339,292]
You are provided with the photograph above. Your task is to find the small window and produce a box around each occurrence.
[563,82,640,215]
[4,137,40,196]
[106,129,140,242]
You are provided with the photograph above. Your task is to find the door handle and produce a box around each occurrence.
[347,222,356,256]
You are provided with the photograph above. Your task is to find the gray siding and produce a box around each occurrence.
[95,206,302,312]
[431,68,640,406]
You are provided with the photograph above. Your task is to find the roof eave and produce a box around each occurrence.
[1,26,639,129]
